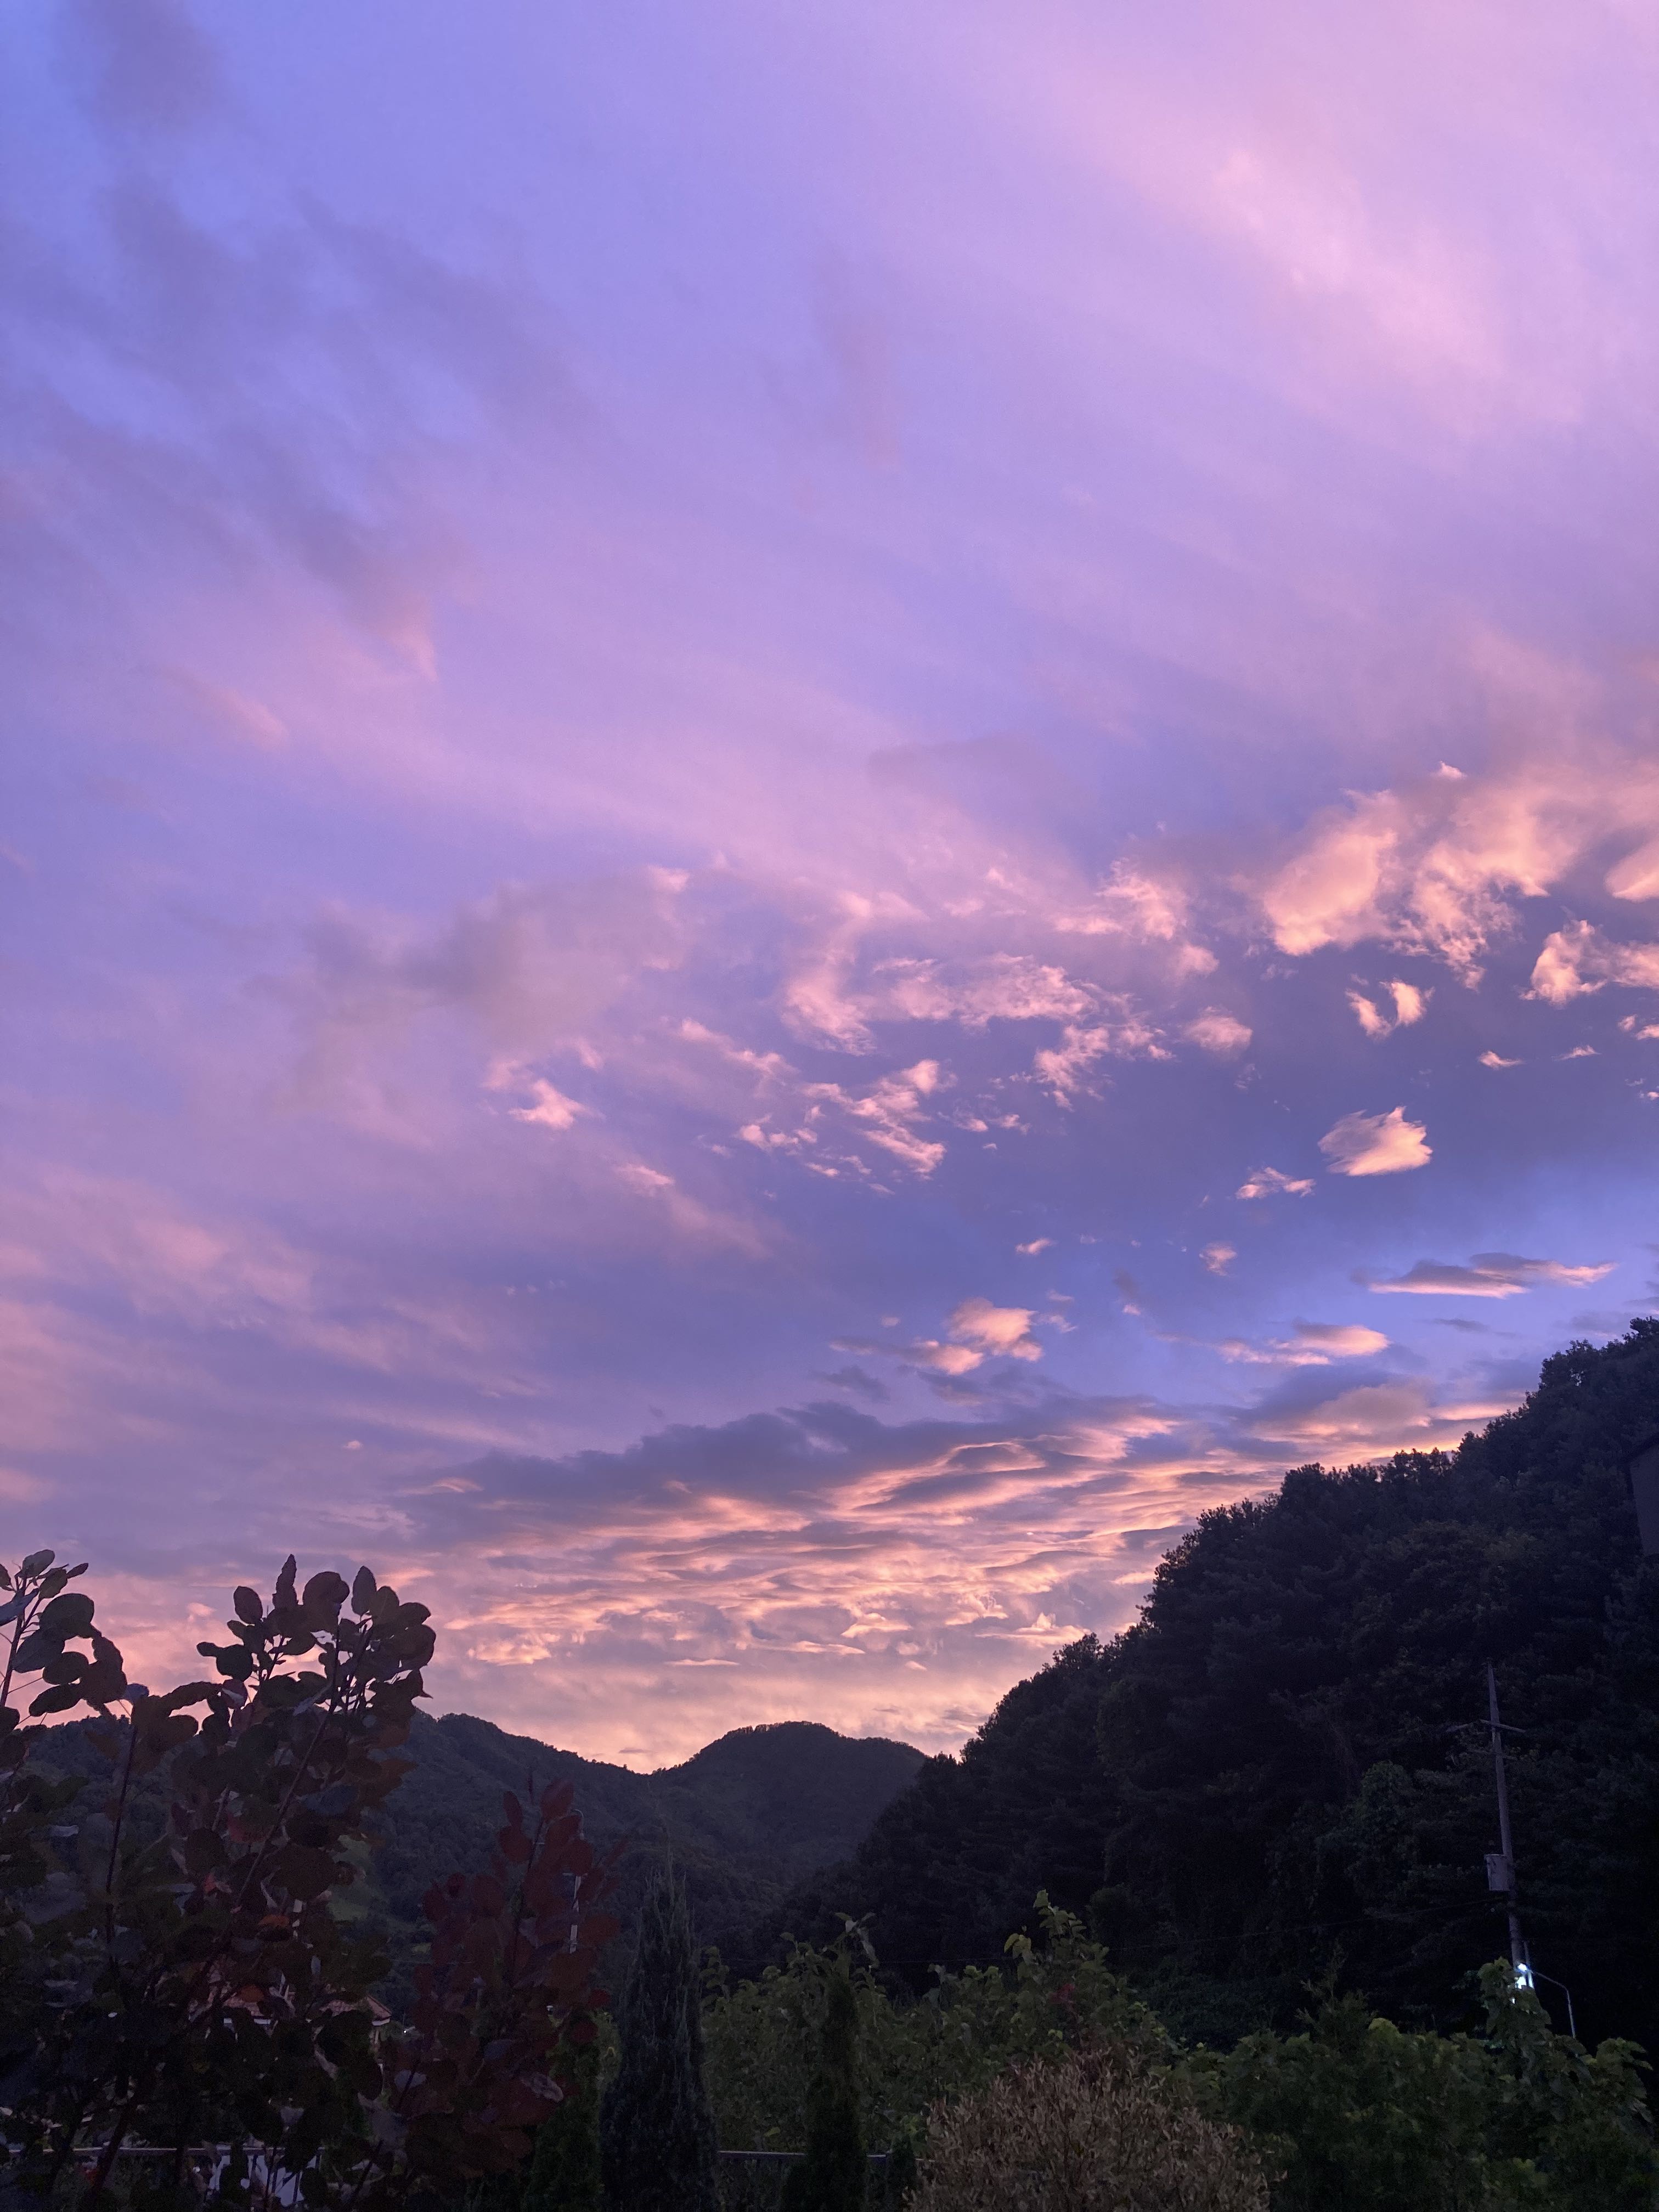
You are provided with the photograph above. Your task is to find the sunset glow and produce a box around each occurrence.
[7,0,1658,1764]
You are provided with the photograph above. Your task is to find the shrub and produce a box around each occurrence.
[0,1548,615,2211]
[909,2045,1268,2212]
[1190,1965,1659,2212]
[704,1894,1164,2157]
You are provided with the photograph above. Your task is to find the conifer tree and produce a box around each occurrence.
[525,2032,602,2212]
[781,1957,867,2212]
[600,1869,720,2212]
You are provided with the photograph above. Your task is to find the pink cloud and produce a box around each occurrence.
[1527,919,1659,1003]
[1370,1252,1614,1297]
[1319,1107,1432,1177]
[12,0,1659,1772]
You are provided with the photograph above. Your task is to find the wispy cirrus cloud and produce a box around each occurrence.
[506,1080,591,1131]
[806,1060,949,1177]
[9,0,1659,1766]
[1237,1167,1316,1200]
[1370,1254,1616,1299]
[873,955,1096,1030]
[1032,1013,1169,1103]
[1221,1322,1390,1365]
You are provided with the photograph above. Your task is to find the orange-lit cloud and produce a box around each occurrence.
[9,0,1659,1774]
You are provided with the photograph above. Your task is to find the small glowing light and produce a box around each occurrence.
[1515,1963,1535,1990]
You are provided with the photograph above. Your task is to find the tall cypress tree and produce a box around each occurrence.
[524,2029,602,2212]
[781,1959,867,2212]
[599,1869,720,2212]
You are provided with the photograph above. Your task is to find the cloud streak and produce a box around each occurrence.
[7,0,1659,1760]
[1370,1254,1615,1299]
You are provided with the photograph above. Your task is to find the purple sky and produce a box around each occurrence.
[6,0,1659,1764]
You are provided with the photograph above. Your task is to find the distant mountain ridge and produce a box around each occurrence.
[24,1708,923,1997]
[366,1713,924,1976]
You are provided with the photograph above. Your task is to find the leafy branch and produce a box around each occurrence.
[0,1550,613,2212]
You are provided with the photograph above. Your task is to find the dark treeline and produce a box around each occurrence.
[775,1318,1659,2050]
[370,1716,921,1987]
[5,1319,1659,2208]
[25,1706,923,2013]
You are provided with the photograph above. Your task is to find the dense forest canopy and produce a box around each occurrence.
[368,1715,922,1980]
[7,1321,1659,2209]
[778,1320,1659,2049]
[26,1709,923,2010]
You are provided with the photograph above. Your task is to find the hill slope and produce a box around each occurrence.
[365,1713,922,1972]
[776,1321,1659,2050]
[26,1709,922,1997]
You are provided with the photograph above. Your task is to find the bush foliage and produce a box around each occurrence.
[910,2045,1267,2212]
[704,1894,1164,2159]
[0,1550,614,2211]
[707,1913,1657,2212]
[1192,1963,1657,2211]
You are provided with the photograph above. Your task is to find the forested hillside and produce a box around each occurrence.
[29,1707,922,1994]
[368,1712,922,1969]
[777,1320,1659,2052]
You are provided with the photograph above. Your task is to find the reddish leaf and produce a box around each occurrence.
[301,1570,349,1624]
[39,1591,95,1640]
[270,1842,338,1901]
[27,1683,86,1716]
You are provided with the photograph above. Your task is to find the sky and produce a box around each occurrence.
[5,0,1659,1767]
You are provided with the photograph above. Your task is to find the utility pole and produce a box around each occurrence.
[1482,1660,1530,1988]
[1470,1663,1578,2033]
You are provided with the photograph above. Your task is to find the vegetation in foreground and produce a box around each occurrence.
[780,1319,1659,2051]
[599,1870,719,2212]
[908,2045,1267,2212]
[0,1549,615,2210]
[696,1900,1655,2210]
[3,1323,1658,2205]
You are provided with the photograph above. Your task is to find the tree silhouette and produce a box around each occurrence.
[600,1868,719,2212]
[781,1956,867,2212]
[0,1551,614,2211]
